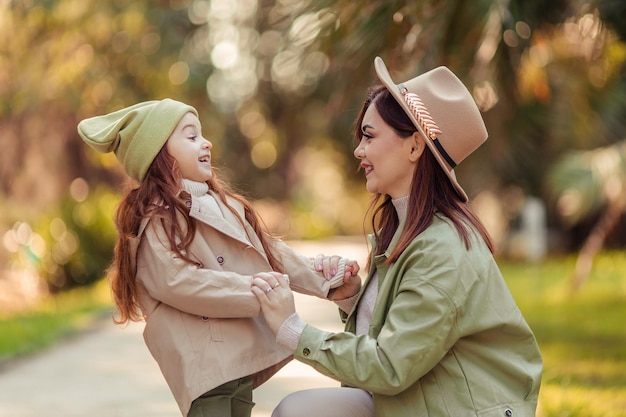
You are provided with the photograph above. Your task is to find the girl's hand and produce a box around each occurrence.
[251,272,295,335]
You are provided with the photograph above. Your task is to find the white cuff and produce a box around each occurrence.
[327,257,347,289]
[334,291,359,314]
[276,313,306,351]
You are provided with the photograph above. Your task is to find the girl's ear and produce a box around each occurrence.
[408,133,425,162]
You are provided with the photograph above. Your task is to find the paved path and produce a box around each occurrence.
[0,239,368,417]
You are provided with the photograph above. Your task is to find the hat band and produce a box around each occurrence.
[432,138,457,168]
[399,84,457,168]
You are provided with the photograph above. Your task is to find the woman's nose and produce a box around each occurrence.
[354,142,364,159]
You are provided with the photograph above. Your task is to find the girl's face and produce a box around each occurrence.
[354,104,421,199]
[166,112,213,182]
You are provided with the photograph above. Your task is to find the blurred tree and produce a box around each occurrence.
[0,0,208,205]
[548,141,626,291]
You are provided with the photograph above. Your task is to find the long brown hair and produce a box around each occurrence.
[353,84,494,266]
[109,146,283,324]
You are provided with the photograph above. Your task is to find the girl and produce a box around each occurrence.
[77,99,358,417]
[252,57,543,417]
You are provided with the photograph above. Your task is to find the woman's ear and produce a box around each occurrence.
[408,133,425,162]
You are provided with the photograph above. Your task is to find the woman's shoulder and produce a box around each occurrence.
[418,214,462,243]
[404,214,488,260]
[397,216,496,291]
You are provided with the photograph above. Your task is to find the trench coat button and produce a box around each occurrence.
[201,316,209,321]
[216,256,224,265]
[302,347,311,356]
[504,408,513,417]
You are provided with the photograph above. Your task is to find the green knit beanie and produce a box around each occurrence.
[77,98,198,182]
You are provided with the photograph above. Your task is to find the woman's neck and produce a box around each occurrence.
[392,195,409,223]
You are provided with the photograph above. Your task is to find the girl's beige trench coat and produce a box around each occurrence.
[130,191,340,416]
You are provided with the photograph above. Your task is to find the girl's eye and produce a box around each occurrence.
[362,133,373,140]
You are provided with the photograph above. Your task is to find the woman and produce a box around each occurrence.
[251,57,543,417]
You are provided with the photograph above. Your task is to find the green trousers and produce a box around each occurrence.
[187,376,254,417]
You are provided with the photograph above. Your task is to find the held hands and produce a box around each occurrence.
[251,272,295,335]
[252,255,362,334]
[314,254,362,301]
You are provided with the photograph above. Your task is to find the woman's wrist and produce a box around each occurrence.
[333,292,359,313]
[276,313,306,351]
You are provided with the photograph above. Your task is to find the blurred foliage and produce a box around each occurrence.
[0,0,625,290]
[36,185,118,291]
[2,182,117,291]
[548,141,626,228]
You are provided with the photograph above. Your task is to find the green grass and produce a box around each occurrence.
[0,252,624,416]
[500,251,626,417]
[0,279,113,364]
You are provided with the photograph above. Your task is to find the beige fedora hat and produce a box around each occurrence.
[374,56,487,202]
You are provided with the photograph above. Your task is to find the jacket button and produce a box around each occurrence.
[217,256,224,265]
[302,347,311,356]
[504,408,512,417]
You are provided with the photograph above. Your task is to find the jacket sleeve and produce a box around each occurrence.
[291,245,462,395]
[271,239,347,298]
[136,220,262,319]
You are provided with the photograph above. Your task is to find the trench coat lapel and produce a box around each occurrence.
[187,192,266,254]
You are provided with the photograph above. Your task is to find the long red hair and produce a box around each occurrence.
[353,84,494,266]
[109,147,283,324]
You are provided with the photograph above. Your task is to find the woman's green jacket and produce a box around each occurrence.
[295,215,543,417]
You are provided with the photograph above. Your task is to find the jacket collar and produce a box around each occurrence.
[351,216,407,312]
[131,192,266,266]
[188,192,264,249]
[371,214,406,267]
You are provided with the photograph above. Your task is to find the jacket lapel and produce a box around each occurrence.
[346,221,406,328]
[188,192,266,253]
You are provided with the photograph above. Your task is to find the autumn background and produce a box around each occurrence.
[0,0,625,416]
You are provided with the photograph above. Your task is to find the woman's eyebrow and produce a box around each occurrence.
[361,124,373,133]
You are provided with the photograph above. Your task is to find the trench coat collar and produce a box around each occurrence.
[188,191,265,251]
[129,192,267,271]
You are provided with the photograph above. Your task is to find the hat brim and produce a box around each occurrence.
[373,57,468,202]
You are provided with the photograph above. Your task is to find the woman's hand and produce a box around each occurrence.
[251,272,295,335]
[314,254,360,281]
[314,254,362,301]
[328,265,361,301]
